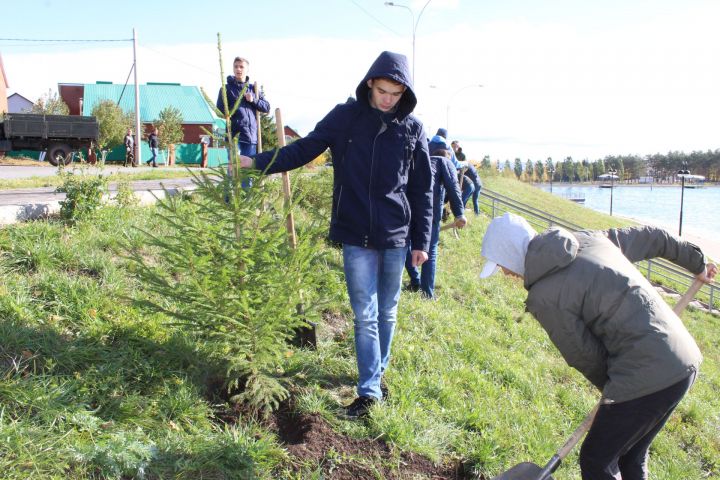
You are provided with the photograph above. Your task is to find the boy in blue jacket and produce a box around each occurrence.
[405,144,466,298]
[216,56,270,158]
[239,51,433,419]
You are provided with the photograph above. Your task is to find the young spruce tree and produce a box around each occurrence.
[127,34,330,415]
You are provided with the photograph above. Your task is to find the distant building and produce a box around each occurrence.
[0,53,9,114]
[7,92,34,113]
[58,81,217,144]
[284,125,302,143]
[58,81,222,164]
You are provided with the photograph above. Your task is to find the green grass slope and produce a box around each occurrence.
[0,175,716,479]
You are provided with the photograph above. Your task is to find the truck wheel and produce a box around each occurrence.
[47,144,72,166]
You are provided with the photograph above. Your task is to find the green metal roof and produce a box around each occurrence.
[81,82,217,124]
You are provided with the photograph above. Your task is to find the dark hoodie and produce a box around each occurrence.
[253,51,433,251]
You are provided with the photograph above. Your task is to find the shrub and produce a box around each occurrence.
[56,169,108,223]
[127,159,335,415]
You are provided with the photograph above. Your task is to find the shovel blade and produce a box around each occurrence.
[491,462,554,480]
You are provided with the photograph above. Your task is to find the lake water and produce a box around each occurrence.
[539,184,720,240]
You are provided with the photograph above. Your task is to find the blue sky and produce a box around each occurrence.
[4,0,720,161]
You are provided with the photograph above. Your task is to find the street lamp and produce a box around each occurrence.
[446,83,483,132]
[548,166,555,193]
[678,164,690,236]
[608,166,617,216]
[384,0,432,85]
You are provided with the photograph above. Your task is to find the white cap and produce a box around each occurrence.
[480,213,537,278]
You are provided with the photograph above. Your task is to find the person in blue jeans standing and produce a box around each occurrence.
[146,128,159,167]
[217,56,270,187]
[238,51,433,419]
[405,143,466,298]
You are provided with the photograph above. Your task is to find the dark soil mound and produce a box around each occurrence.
[273,407,476,479]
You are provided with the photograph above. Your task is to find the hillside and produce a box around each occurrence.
[0,171,716,479]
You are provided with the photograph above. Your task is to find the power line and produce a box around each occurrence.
[347,0,402,36]
[0,38,131,42]
[139,44,216,77]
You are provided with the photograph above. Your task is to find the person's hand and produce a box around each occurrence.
[696,262,717,284]
[454,216,467,229]
[244,91,254,102]
[411,250,428,267]
[239,155,253,168]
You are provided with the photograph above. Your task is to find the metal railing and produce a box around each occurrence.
[478,188,718,312]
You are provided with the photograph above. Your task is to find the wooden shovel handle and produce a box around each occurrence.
[274,108,297,250]
[672,278,704,316]
[556,402,599,460]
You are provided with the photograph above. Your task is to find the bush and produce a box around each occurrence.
[56,170,108,223]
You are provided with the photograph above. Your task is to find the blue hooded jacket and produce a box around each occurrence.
[217,76,271,145]
[253,51,433,251]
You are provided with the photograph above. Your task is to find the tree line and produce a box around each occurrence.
[477,150,720,183]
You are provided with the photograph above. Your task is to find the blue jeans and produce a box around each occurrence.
[461,176,474,210]
[405,217,440,298]
[343,244,406,400]
[149,147,158,166]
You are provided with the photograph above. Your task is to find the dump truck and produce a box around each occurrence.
[0,113,99,166]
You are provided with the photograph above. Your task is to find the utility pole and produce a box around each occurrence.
[133,27,142,166]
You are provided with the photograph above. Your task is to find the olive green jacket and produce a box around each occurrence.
[524,226,705,403]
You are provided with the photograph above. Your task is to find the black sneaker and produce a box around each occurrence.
[343,396,376,419]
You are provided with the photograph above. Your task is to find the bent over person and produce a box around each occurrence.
[239,51,433,419]
[480,213,717,480]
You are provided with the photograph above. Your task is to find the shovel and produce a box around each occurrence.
[491,278,705,480]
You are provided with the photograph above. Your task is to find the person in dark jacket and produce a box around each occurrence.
[405,144,466,298]
[452,140,483,215]
[240,51,433,419]
[216,56,270,158]
[123,129,135,167]
[146,128,159,167]
[480,213,717,480]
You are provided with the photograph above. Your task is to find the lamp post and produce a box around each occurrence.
[608,166,617,216]
[548,166,555,193]
[678,165,690,236]
[384,0,432,85]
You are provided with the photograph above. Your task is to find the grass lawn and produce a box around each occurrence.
[0,170,716,479]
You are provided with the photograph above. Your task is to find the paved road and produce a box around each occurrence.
[0,172,200,224]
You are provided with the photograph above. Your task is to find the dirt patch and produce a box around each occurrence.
[320,309,351,342]
[273,407,476,479]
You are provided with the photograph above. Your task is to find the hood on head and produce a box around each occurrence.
[480,213,537,278]
[523,227,579,288]
[356,51,416,119]
[428,134,452,152]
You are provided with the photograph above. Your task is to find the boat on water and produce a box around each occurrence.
[597,172,619,188]
[681,174,705,189]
